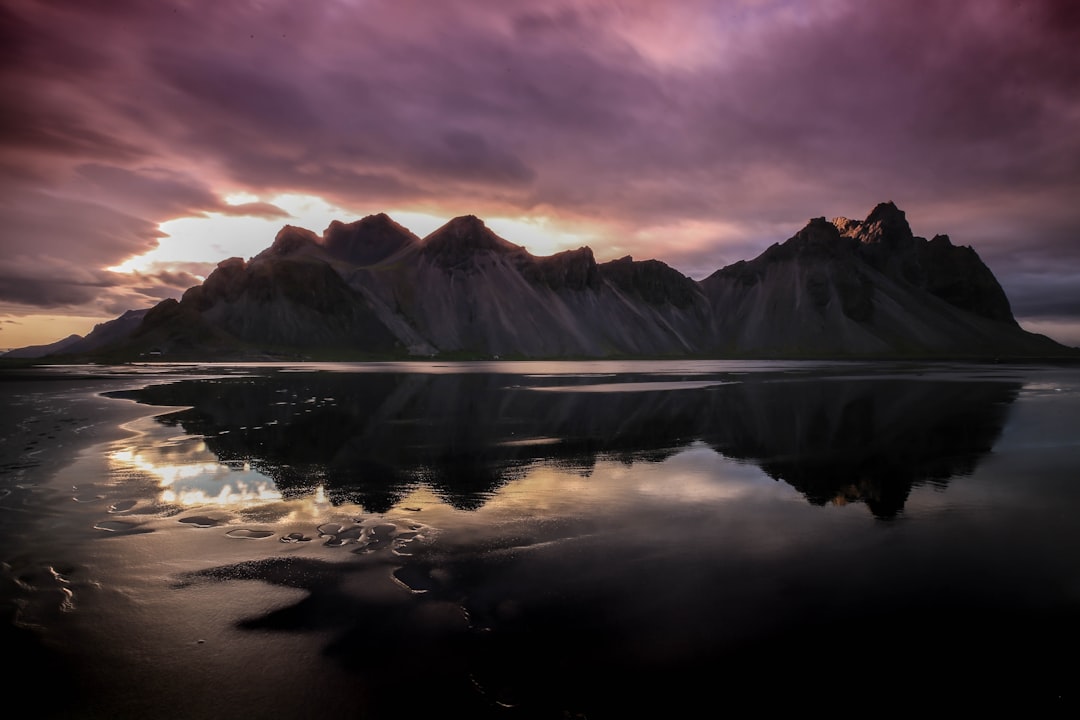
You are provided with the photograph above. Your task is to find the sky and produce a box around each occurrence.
[2,0,1079,349]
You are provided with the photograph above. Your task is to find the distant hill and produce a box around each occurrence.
[3,309,149,359]
[2,333,83,359]
[8,203,1075,361]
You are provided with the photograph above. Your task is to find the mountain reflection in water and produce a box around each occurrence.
[112,368,1019,519]
[10,362,1073,716]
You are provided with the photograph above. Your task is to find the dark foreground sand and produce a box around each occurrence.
[1,370,162,713]
[0,370,154,485]
[0,367,484,718]
[4,362,1079,717]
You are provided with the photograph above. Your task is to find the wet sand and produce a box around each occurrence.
[0,370,162,715]
[0,368,484,718]
[3,362,1079,716]
[0,371,153,485]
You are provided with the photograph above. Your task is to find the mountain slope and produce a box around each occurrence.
[342,215,713,357]
[16,203,1075,361]
[2,333,83,359]
[2,309,150,359]
[120,229,404,358]
[834,202,1015,323]
[700,204,1064,357]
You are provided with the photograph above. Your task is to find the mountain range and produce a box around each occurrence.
[8,202,1074,360]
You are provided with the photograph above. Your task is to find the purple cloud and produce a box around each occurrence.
[1,0,1078,341]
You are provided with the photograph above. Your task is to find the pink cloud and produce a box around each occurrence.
[0,0,1077,336]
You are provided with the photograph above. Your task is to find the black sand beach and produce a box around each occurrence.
[3,361,1080,717]
[0,370,158,714]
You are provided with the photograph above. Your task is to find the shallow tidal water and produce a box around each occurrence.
[2,360,1080,716]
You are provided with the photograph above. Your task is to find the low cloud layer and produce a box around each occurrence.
[2,0,1078,344]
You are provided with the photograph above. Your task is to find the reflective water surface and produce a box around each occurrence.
[3,361,1080,716]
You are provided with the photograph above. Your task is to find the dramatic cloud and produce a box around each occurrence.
[2,0,1078,346]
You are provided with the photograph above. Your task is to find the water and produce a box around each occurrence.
[2,361,1079,716]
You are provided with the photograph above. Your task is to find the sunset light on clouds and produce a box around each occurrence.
[2,0,1079,348]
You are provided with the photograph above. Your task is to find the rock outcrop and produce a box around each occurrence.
[699,204,1063,357]
[833,202,1015,324]
[322,214,420,266]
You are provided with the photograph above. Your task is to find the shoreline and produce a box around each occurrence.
[2,362,1078,715]
[0,373,168,716]
[0,372,164,490]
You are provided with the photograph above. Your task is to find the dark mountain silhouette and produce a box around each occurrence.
[322,213,421,266]
[8,202,1074,360]
[700,203,1065,356]
[4,309,150,359]
[1,333,83,359]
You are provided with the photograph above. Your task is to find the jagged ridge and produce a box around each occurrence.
[8,203,1074,360]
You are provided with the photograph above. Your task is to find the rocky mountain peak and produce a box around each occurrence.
[214,256,246,274]
[322,213,420,266]
[525,246,599,290]
[761,216,855,262]
[421,215,526,268]
[831,216,860,236]
[16,201,1070,362]
[916,233,1017,324]
[834,204,1016,324]
[263,225,321,258]
[836,201,914,245]
[183,257,247,309]
[428,215,496,241]
[600,255,704,308]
